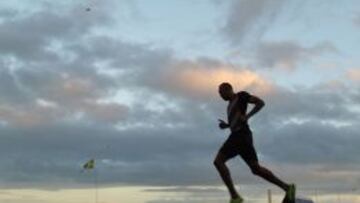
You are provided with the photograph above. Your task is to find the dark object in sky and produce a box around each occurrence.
[86,7,91,12]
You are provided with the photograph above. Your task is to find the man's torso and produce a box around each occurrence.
[227,91,250,132]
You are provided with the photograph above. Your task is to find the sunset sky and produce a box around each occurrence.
[0,0,360,203]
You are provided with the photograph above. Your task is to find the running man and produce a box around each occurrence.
[214,82,296,203]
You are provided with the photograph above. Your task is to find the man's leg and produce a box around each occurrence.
[248,161,289,191]
[213,152,240,199]
[240,131,291,192]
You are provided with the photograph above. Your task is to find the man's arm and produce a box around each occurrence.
[245,94,265,120]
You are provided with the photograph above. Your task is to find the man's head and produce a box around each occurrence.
[218,82,234,101]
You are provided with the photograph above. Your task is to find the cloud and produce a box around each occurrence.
[256,41,338,70]
[0,67,129,127]
[260,120,360,164]
[0,3,113,61]
[0,122,221,189]
[346,68,360,83]
[222,0,286,46]
[0,102,59,127]
[0,4,132,127]
[151,59,274,100]
[0,65,31,105]
[0,8,18,20]
[0,0,177,128]
[353,14,360,27]
[263,83,356,122]
[220,1,340,72]
[1,81,359,189]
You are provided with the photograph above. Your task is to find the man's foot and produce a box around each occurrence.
[284,184,296,203]
[230,196,243,203]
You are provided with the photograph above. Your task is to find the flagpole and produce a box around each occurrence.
[94,167,98,203]
[83,158,97,203]
[267,189,272,203]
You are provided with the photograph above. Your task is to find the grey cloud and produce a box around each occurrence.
[1,32,358,190]
[0,67,30,104]
[223,0,286,46]
[66,35,173,75]
[1,83,359,189]
[0,6,163,126]
[262,85,356,122]
[0,65,129,125]
[251,84,360,163]
[255,41,338,69]
[0,9,18,19]
[258,121,360,164]
[1,32,358,187]
[221,0,340,71]
[0,122,220,189]
[0,7,132,125]
[353,14,360,27]
[0,2,113,61]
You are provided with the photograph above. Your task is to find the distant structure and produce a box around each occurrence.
[267,190,314,203]
[295,198,314,203]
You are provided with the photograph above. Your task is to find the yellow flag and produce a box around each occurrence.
[83,159,95,170]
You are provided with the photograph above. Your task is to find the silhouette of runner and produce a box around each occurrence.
[214,82,295,203]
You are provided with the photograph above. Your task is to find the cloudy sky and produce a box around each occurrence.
[0,0,360,202]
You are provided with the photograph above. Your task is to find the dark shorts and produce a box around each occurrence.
[219,128,258,166]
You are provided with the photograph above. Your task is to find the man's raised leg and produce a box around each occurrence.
[249,161,289,191]
[249,162,296,202]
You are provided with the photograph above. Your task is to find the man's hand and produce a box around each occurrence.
[218,119,229,130]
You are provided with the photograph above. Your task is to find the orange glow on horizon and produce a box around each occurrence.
[165,65,274,98]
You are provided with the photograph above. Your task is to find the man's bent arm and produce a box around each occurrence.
[245,95,265,120]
